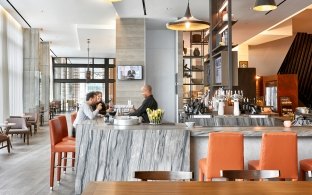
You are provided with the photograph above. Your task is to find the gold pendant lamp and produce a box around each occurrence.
[166,0,210,31]
[253,0,277,11]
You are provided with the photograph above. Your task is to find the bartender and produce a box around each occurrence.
[129,84,158,123]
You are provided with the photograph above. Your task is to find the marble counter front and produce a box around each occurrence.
[75,119,190,194]
[75,118,312,194]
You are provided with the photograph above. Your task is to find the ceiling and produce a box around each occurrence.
[0,0,311,58]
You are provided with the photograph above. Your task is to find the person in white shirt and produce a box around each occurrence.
[72,91,102,137]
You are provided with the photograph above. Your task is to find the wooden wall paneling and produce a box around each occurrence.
[278,32,312,107]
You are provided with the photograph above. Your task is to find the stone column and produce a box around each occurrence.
[23,28,40,113]
[116,18,145,107]
[53,58,65,100]
[39,41,50,121]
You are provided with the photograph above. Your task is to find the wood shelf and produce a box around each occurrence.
[183,56,205,58]
[212,20,237,32]
[212,44,238,54]
[183,84,204,86]
[191,42,208,45]
[184,70,204,72]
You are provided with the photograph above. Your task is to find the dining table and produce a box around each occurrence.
[0,123,15,149]
[0,123,16,133]
[82,181,312,195]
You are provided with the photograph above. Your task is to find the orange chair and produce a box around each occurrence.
[56,115,75,173]
[198,132,244,181]
[57,115,75,141]
[70,112,77,125]
[299,159,312,180]
[248,132,298,181]
[49,118,75,190]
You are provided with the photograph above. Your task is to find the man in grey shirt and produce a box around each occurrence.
[72,91,102,137]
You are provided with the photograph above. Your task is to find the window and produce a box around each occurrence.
[52,57,115,107]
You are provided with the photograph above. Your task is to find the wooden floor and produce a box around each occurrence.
[0,114,75,195]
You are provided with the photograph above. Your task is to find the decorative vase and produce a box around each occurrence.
[218,101,225,116]
[193,48,200,56]
[233,101,240,116]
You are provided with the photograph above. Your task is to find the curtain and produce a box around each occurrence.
[0,5,23,122]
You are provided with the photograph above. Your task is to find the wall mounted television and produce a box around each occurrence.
[117,65,143,80]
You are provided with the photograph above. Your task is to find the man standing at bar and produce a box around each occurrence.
[129,84,158,123]
[72,91,102,137]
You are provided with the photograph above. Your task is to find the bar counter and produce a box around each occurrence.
[75,119,190,194]
[75,118,312,194]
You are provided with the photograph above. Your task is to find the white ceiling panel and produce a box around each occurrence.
[0,0,312,57]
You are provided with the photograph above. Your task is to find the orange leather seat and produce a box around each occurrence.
[56,115,76,173]
[49,118,75,190]
[299,159,312,180]
[198,132,244,181]
[57,115,75,142]
[248,132,298,181]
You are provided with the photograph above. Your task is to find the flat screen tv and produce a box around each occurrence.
[117,65,143,80]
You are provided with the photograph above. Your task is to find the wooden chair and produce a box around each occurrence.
[220,170,280,181]
[25,112,39,134]
[10,116,32,136]
[0,133,11,153]
[134,171,193,181]
[6,117,30,145]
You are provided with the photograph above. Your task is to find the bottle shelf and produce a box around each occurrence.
[183,56,205,58]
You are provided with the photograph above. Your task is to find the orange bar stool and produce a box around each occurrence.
[299,159,312,180]
[198,132,244,181]
[49,118,75,190]
[57,115,75,141]
[56,115,75,173]
[248,132,298,181]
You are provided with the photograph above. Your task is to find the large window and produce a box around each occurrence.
[0,5,23,121]
[52,57,115,109]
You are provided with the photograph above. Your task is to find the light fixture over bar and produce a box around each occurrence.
[166,0,210,31]
[108,0,122,2]
[253,0,277,11]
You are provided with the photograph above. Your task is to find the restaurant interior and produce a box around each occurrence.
[0,0,312,194]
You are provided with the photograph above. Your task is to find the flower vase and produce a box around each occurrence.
[233,101,240,116]
[218,101,225,116]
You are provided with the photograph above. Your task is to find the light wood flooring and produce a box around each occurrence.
[0,114,75,195]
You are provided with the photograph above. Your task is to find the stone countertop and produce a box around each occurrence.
[190,126,312,137]
[79,118,312,137]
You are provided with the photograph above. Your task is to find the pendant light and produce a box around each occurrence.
[86,39,91,81]
[166,0,210,31]
[253,0,277,12]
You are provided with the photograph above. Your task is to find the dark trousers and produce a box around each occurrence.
[72,127,76,138]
